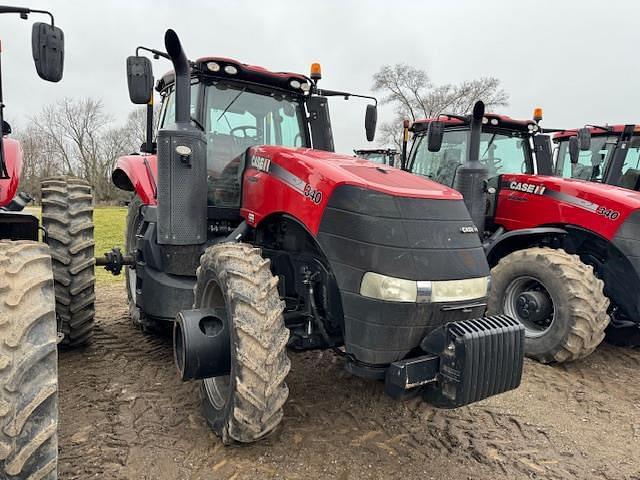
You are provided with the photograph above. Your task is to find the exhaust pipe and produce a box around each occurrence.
[174,309,231,380]
[164,29,190,125]
[156,29,207,246]
[454,101,488,236]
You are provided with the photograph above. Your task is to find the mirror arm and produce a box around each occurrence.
[316,89,377,106]
[136,46,171,61]
[0,7,55,26]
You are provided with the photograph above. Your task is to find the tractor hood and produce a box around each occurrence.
[251,146,462,201]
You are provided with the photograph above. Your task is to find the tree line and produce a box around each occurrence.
[15,64,507,202]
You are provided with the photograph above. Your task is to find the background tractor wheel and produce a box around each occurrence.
[487,247,610,363]
[41,176,96,348]
[125,195,145,329]
[195,243,290,444]
[0,241,58,479]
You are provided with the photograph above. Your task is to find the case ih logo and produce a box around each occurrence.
[250,155,271,172]
[509,181,546,195]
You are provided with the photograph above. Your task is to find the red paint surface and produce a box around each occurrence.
[114,154,158,205]
[0,138,23,207]
[495,174,640,240]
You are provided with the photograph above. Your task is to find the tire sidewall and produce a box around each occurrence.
[490,255,573,359]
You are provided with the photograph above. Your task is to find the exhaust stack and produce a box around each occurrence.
[156,29,207,246]
[454,101,488,236]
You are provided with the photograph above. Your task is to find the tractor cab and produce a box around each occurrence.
[354,148,398,166]
[554,125,640,191]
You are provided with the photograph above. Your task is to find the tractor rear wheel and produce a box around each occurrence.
[195,242,290,444]
[41,176,96,347]
[487,247,610,363]
[0,241,58,479]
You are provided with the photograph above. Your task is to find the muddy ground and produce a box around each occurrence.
[58,284,640,479]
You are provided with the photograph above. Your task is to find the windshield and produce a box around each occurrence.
[410,128,530,186]
[358,153,387,164]
[620,136,640,189]
[202,81,307,207]
[555,136,617,182]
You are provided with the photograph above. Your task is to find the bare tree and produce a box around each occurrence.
[372,64,509,147]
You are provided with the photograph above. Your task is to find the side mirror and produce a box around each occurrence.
[569,136,580,164]
[365,104,377,142]
[2,120,11,135]
[577,127,591,151]
[427,121,445,152]
[126,56,153,104]
[31,22,64,82]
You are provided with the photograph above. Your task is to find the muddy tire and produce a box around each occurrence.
[0,241,58,479]
[487,247,609,363]
[125,195,145,329]
[195,243,290,444]
[41,176,96,348]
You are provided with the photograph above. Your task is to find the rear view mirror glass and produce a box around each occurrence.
[578,127,591,151]
[569,136,580,164]
[427,121,445,152]
[126,56,153,104]
[365,104,377,142]
[31,22,64,82]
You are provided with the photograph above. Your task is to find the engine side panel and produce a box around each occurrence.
[0,138,23,208]
[495,174,640,240]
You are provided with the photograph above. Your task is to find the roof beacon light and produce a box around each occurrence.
[310,62,322,81]
[533,107,543,123]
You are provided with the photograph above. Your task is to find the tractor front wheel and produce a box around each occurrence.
[0,241,58,479]
[195,242,290,444]
[487,247,610,363]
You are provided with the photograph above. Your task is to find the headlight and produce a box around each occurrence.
[360,272,417,302]
[360,272,489,303]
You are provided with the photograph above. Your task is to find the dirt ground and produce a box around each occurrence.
[58,284,640,480]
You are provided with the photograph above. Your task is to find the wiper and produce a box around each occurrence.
[217,87,247,122]
[481,133,497,159]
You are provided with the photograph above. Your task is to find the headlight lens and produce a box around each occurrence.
[360,272,417,302]
[430,277,489,303]
[360,272,489,303]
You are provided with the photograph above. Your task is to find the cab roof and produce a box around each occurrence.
[554,124,640,141]
[411,113,536,133]
[157,56,311,94]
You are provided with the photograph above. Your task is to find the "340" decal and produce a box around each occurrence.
[303,184,323,205]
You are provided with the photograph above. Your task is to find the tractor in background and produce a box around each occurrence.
[0,5,95,478]
[554,124,640,192]
[405,103,640,362]
[354,148,398,166]
[99,29,525,445]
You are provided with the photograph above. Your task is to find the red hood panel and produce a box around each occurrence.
[0,138,23,207]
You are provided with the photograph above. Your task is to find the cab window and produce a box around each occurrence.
[555,136,616,181]
[620,136,640,189]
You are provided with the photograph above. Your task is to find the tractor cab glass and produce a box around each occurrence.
[555,136,616,182]
[410,128,532,186]
[619,136,640,189]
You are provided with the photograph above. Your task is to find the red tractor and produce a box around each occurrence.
[100,29,525,445]
[404,103,640,363]
[0,6,95,478]
[553,124,640,191]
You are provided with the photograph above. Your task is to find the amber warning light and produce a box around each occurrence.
[310,62,322,81]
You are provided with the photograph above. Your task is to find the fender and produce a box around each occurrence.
[485,227,568,266]
[112,154,158,205]
[0,138,23,208]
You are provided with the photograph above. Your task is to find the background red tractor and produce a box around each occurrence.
[99,29,525,445]
[0,6,95,478]
[554,124,640,191]
[404,102,640,363]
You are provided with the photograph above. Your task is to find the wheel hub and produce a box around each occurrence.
[516,291,553,324]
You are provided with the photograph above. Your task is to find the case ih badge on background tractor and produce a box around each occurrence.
[97,29,525,445]
[0,5,95,479]
[405,102,640,362]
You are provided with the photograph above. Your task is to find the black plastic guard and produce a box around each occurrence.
[421,315,524,408]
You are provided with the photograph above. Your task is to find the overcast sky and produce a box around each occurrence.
[0,0,637,153]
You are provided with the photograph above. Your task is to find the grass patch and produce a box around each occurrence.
[94,207,127,284]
